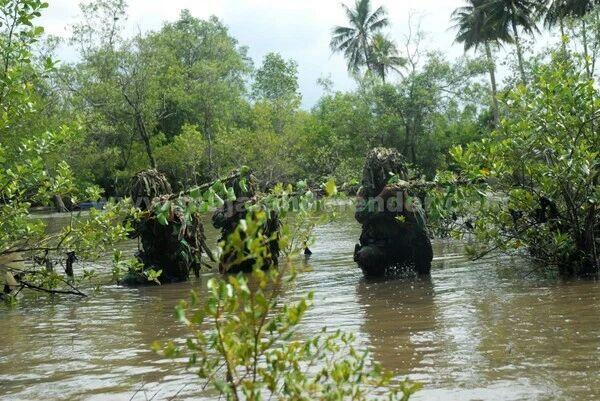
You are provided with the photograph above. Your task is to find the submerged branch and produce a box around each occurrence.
[18,280,87,297]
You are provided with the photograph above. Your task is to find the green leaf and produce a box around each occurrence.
[157,213,168,226]
[323,178,337,197]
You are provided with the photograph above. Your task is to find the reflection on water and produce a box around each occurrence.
[355,276,437,377]
[1,213,600,400]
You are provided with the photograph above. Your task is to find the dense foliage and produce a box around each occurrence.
[0,0,136,303]
[432,55,599,275]
[30,0,490,193]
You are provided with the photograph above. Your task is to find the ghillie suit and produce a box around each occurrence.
[353,148,433,277]
[128,169,172,210]
[212,171,280,274]
[126,169,212,284]
[131,195,214,284]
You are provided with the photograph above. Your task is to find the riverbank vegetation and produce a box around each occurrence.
[0,0,597,293]
[36,0,495,192]
[432,55,599,276]
[0,0,598,399]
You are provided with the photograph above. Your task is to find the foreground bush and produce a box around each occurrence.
[154,211,420,401]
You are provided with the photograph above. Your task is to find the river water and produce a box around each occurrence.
[1,211,600,401]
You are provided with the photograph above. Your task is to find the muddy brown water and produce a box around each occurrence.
[1,211,600,401]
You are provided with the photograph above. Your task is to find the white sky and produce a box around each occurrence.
[38,0,557,108]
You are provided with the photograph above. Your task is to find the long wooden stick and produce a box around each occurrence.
[386,178,481,191]
[166,171,243,201]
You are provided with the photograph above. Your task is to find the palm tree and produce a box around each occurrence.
[540,0,599,76]
[368,34,405,82]
[542,0,569,46]
[484,0,539,84]
[330,0,389,74]
[452,0,510,125]
[563,0,600,17]
[563,0,599,76]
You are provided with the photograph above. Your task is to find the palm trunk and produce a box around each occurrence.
[559,18,567,53]
[484,42,500,126]
[362,35,371,72]
[592,10,600,75]
[582,17,596,132]
[511,18,527,84]
[582,19,592,78]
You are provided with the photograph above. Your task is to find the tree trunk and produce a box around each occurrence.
[411,114,422,164]
[122,90,157,169]
[53,194,69,213]
[135,113,156,169]
[581,204,598,274]
[404,123,411,160]
[207,129,214,178]
[204,118,215,178]
[511,18,527,84]
[404,121,418,164]
[484,42,500,127]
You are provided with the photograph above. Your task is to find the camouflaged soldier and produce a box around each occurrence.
[127,170,213,284]
[353,148,433,277]
[212,170,280,274]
